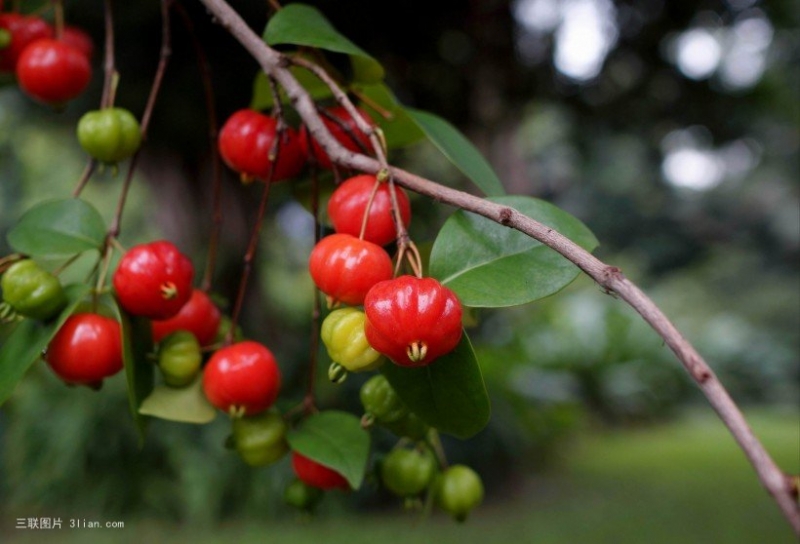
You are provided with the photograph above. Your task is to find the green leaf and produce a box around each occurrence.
[251,65,334,111]
[138,375,216,424]
[114,308,155,445]
[429,196,598,308]
[286,410,370,489]
[380,333,490,439]
[7,198,106,257]
[0,284,90,406]
[405,107,505,197]
[264,4,384,84]
[352,83,425,148]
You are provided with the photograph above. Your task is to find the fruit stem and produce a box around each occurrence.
[51,252,83,277]
[139,0,173,137]
[173,2,223,293]
[426,428,449,471]
[394,240,423,278]
[302,169,322,414]
[290,54,390,166]
[100,0,117,110]
[357,174,382,241]
[51,0,64,40]
[94,241,116,309]
[227,175,273,346]
[0,253,24,274]
[349,88,394,121]
[107,0,171,240]
[72,159,97,197]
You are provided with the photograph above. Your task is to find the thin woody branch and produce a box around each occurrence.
[196,0,800,534]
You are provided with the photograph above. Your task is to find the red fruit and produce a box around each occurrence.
[218,109,305,182]
[0,14,53,73]
[151,288,221,347]
[308,233,393,306]
[299,106,374,169]
[202,341,281,416]
[291,451,350,490]
[45,313,123,386]
[327,174,411,246]
[113,240,194,320]
[16,38,91,104]
[61,26,94,59]
[364,276,462,367]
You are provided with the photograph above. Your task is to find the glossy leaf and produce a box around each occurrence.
[380,333,490,439]
[114,307,155,445]
[430,196,599,307]
[251,65,333,110]
[7,198,106,257]
[405,107,505,197]
[286,410,370,489]
[139,375,216,424]
[0,284,90,406]
[264,3,384,84]
[352,83,425,148]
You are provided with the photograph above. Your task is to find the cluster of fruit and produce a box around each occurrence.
[214,101,481,520]
[217,104,374,183]
[1,9,143,166]
[0,61,482,519]
[218,102,465,371]
[360,374,484,521]
[311,174,462,373]
[0,240,284,434]
[0,12,92,105]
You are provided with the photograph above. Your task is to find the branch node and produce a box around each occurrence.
[498,207,513,225]
[697,369,712,383]
[788,475,799,500]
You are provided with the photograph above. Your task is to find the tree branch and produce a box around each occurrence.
[195,0,800,534]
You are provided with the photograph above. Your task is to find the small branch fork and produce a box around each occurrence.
[197,0,800,533]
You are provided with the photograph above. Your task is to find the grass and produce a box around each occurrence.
[5,408,798,544]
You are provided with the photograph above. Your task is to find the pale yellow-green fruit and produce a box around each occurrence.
[321,307,383,372]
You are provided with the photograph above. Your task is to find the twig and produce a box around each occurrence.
[172,1,222,292]
[225,172,273,345]
[71,158,97,197]
[196,0,800,533]
[107,0,172,239]
[290,55,388,167]
[100,0,116,109]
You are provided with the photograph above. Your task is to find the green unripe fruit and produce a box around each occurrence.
[435,465,484,522]
[359,374,408,424]
[77,107,142,163]
[321,308,382,372]
[157,330,201,387]
[1,259,66,320]
[283,478,324,511]
[232,410,289,467]
[381,447,437,497]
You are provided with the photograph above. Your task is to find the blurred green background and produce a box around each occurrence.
[0,0,798,542]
